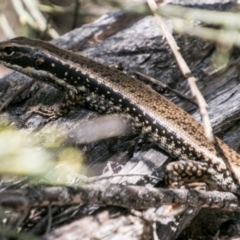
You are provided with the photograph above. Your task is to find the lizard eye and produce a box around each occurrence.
[3,47,14,56]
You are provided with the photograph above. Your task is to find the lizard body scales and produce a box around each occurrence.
[0,37,240,193]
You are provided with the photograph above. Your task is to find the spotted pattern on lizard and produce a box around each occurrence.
[0,37,239,193]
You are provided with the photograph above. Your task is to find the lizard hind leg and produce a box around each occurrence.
[164,160,211,190]
[162,160,211,216]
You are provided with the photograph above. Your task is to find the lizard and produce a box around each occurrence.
[0,36,239,194]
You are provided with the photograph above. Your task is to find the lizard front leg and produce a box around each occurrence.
[33,87,81,122]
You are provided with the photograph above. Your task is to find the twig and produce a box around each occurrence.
[135,71,197,106]
[0,184,239,212]
[0,13,16,38]
[46,205,52,234]
[23,0,47,33]
[158,4,240,30]
[11,0,37,29]
[71,0,81,30]
[171,18,239,47]
[89,173,162,182]
[22,0,59,39]
[147,0,214,143]
[11,0,59,39]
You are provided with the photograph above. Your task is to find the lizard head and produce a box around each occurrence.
[0,37,74,91]
[0,37,38,73]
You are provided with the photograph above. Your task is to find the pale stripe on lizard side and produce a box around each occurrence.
[0,37,239,193]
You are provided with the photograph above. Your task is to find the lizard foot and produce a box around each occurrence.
[32,106,63,122]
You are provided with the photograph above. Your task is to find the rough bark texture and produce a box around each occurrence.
[0,0,240,239]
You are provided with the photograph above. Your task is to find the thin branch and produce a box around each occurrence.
[22,0,59,39]
[158,4,240,30]
[135,71,197,106]
[0,13,16,38]
[147,0,215,143]
[171,18,239,47]
[11,0,37,29]
[0,184,239,212]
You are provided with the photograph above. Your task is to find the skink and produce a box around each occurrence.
[0,37,240,193]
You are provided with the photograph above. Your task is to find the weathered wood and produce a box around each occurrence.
[0,0,239,239]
